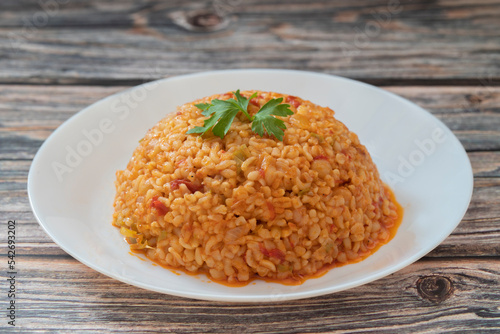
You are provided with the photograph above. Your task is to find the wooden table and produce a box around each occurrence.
[1,1,499,332]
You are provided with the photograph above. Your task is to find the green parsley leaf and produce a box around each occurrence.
[187,90,255,139]
[252,97,293,141]
[194,102,211,111]
[187,90,293,141]
[186,125,208,135]
[194,103,212,116]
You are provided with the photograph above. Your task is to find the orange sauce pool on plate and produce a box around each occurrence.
[131,187,404,287]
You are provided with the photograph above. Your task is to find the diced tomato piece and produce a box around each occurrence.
[259,243,267,255]
[336,179,347,186]
[248,93,263,107]
[170,179,203,193]
[268,249,285,262]
[258,168,266,178]
[249,98,260,107]
[313,155,329,160]
[266,201,275,221]
[221,92,234,99]
[260,244,285,263]
[329,224,338,233]
[150,196,169,216]
[285,95,301,108]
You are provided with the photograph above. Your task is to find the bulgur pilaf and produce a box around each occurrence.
[112,91,402,284]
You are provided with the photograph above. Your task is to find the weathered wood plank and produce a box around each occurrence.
[9,256,500,333]
[387,86,500,115]
[3,0,500,29]
[0,85,499,161]
[0,85,123,125]
[0,0,499,84]
[0,130,48,159]
[0,159,30,178]
[469,151,500,177]
[2,0,500,33]
[0,0,183,27]
[463,178,500,221]
[0,85,124,159]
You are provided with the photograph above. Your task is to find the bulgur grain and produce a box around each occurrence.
[112,90,401,283]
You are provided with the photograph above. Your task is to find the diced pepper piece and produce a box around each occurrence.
[158,231,168,242]
[298,188,310,197]
[311,133,324,143]
[233,144,251,173]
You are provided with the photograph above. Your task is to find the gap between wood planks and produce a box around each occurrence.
[1,78,500,87]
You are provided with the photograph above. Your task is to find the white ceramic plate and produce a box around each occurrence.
[28,69,473,302]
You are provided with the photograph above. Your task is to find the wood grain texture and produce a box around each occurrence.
[10,256,500,333]
[0,0,499,85]
[1,1,499,332]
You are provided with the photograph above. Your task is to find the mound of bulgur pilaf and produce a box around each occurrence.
[112,90,401,284]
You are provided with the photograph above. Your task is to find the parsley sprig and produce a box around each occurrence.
[187,90,293,141]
